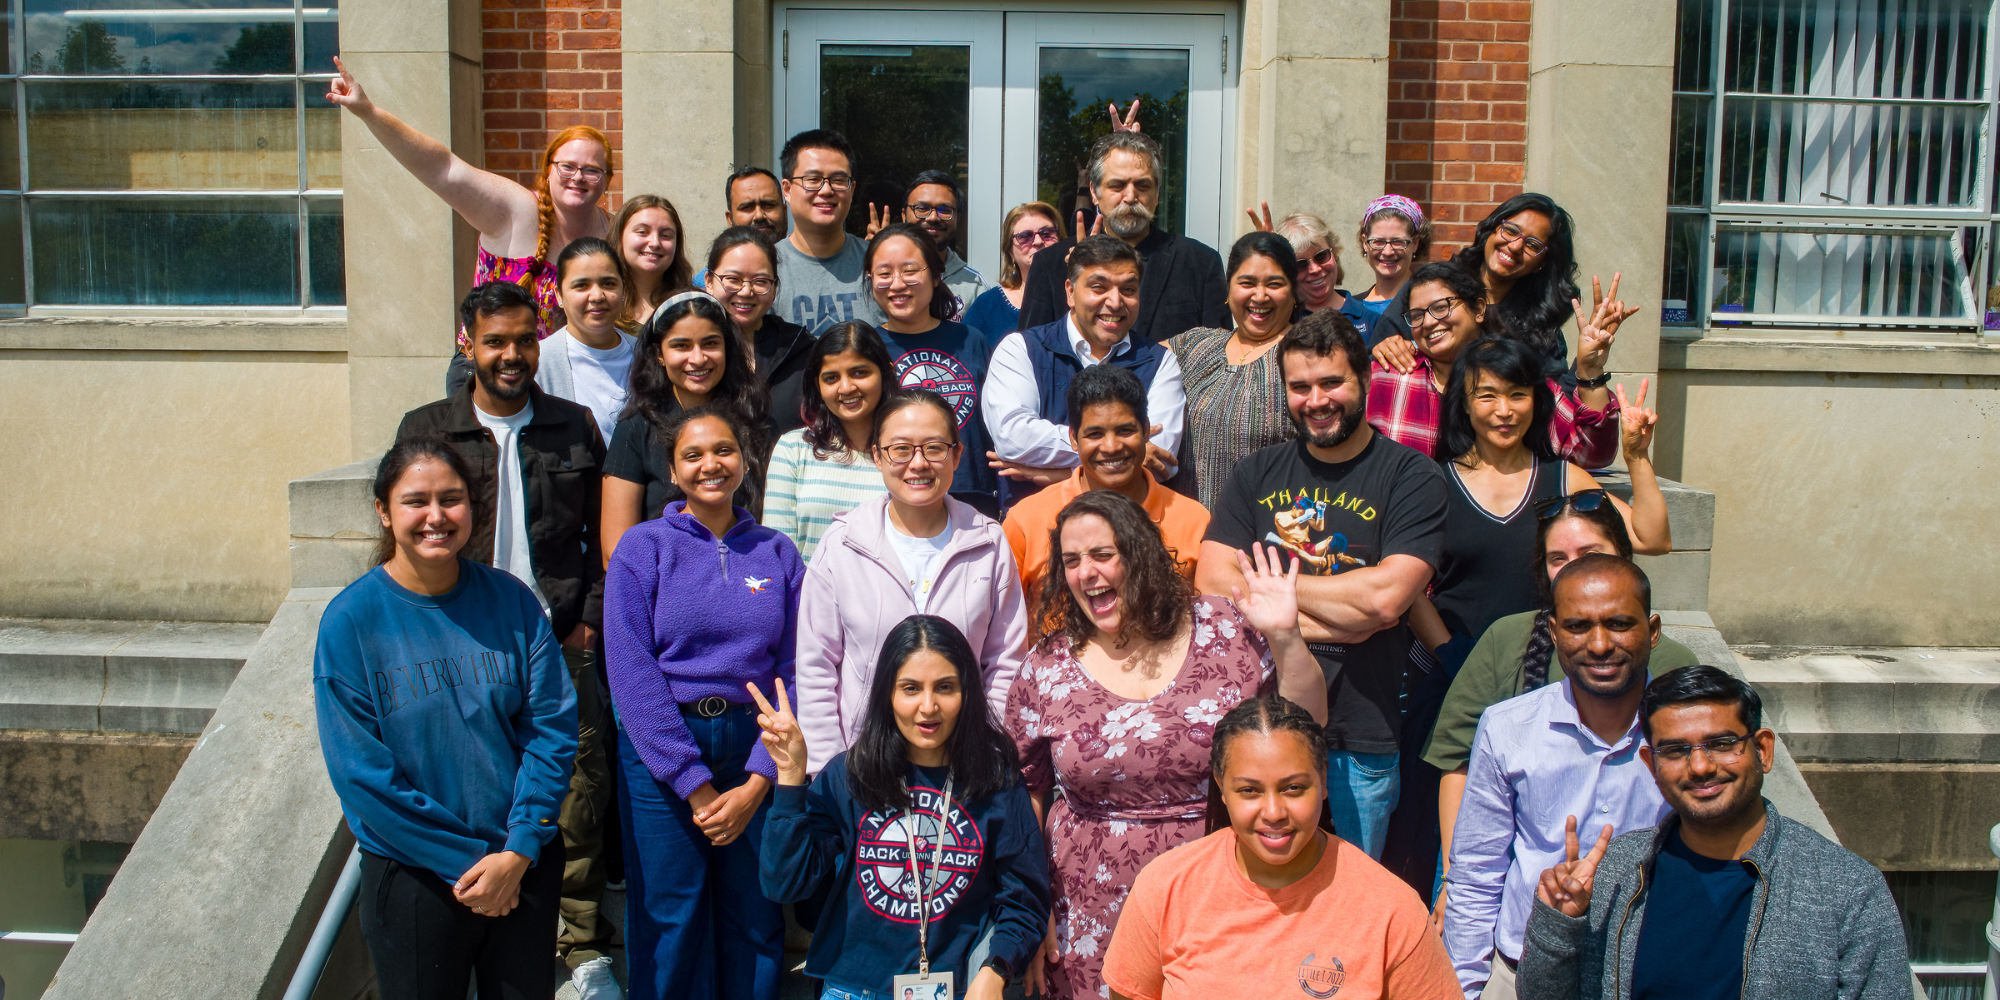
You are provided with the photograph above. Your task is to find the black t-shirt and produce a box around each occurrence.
[1204,432,1446,752]
[604,411,762,520]
[1631,827,1759,1000]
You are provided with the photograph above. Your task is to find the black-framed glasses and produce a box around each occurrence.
[710,273,776,295]
[1495,221,1550,258]
[875,441,955,465]
[1652,734,1754,762]
[1295,246,1335,270]
[1533,488,1611,520]
[1010,226,1060,247]
[1401,295,1465,326]
[1364,237,1414,252]
[907,202,956,219]
[787,173,854,193]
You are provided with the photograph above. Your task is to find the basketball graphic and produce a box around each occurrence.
[853,784,985,923]
[894,348,979,429]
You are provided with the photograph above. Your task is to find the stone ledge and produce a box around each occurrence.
[0,618,264,735]
[0,730,195,842]
[0,315,348,354]
[1662,331,2000,376]
[1734,645,2000,763]
[1596,472,1715,551]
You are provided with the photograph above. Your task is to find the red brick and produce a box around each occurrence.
[1437,82,1465,100]
[1435,102,1491,121]
[487,131,522,149]
[1495,143,1527,160]
[1404,82,1438,101]
[580,51,621,69]
[1490,184,1524,201]
[1443,162,1474,181]
[1474,162,1524,183]
[1388,142,1432,161]
[1481,42,1529,61]
[546,71,605,89]
[485,31,529,50]
[1489,102,1528,121]
[1438,20,1496,40]
[1432,143,1493,161]
[1467,82,1527,101]
[523,91,582,109]
[582,91,620,109]
[1391,163,1435,182]
[548,111,606,128]
[1464,121,1526,142]
[1435,222,1479,241]
[483,91,519,109]
[485,111,543,129]
[484,71,543,91]
[562,31,620,48]
[606,73,621,89]
[1436,61,1493,81]
[1404,0,1442,16]
[1388,101,1431,120]
[1495,62,1530,81]
[1430,203,1463,222]
[1494,21,1531,41]
[1395,121,1435,141]
[1399,41,1441,60]
[1451,42,1484,59]
[604,112,623,130]
[1389,60,1433,80]
[482,12,514,28]
[518,11,580,30]
[580,10,617,29]
[484,51,519,70]
[1431,121,1465,142]
[1469,1,1532,20]
[490,152,536,171]
[1434,0,1465,16]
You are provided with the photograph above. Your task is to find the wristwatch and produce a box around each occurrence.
[982,956,1014,984]
[1572,366,1612,389]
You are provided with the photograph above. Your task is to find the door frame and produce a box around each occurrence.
[771,0,1240,281]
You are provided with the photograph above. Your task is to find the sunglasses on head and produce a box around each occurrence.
[1533,488,1611,521]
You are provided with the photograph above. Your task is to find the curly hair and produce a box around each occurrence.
[1448,192,1578,362]
[1034,490,1191,654]
[624,293,771,443]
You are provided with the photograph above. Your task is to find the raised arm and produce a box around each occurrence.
[327,57,541,256]
[1566,383,1671,557]
[1227,543,1329,724]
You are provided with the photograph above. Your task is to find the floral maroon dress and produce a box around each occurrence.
[1006,596,1276,1000]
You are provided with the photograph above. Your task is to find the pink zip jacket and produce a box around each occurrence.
[795,494,1029,773]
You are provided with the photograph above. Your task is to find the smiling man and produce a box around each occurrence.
[773,129,884,333]
[981,235,1186,509]
[999,364,1209,615]
[1441,555,1675,1000]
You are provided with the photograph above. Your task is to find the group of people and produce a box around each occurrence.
[310,58,1916,1000]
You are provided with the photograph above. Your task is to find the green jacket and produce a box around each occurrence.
[1421,610,1699,772]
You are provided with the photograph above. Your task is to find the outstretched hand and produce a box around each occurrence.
[1536,815,1613,918]
[1230,543,1301,638]
[1616,378,1657,463]
[1107,98,1144,133]
[747,679,808,785]
[325,56,373,115]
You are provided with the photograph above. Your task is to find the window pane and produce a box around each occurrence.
[304,0,338,75]
[1673,0,1715,92]
[28,80,296,190]
[26,2,298,76]
[1711,225,1970,321]
[1725,0,1989,100]
[308,197,341,305]
[1661,213,1703,325]
[818,44,970,254]
[31,196,299,304]
[1885,870,1997,964]
[1717,98,1982,207]
[1987,223,2000,330]
[1038,47,1189,236]
[0,198,25,303]
[305,86,338,189]
[0,88,18,190]
[1668,94,1708,206]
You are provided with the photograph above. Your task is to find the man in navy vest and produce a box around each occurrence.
[982,235,1185,508]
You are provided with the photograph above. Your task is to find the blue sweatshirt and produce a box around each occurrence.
[313,561,577,881]
[604,502,804,798]
[760,754,1050,990]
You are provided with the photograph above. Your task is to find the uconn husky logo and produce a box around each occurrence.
[853,785,984,923]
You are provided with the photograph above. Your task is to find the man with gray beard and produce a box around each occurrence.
[1016,131,1229,343]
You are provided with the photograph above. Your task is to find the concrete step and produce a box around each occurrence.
[1734,645,2000,764]
[0,617,266,734]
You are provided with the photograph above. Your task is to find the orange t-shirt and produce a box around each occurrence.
[1101,829,1460,1000]
[1002,469,1210,616]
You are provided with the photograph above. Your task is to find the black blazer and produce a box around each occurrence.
[1016,227,1231,343]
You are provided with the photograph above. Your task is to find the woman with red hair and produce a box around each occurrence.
[327,58,614,372]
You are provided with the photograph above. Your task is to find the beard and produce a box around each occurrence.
[1560,652,1648,700]
[475,360,531,402]
[1103,200,1154,240]
[1291,396,1364,450]
[747,216,780,236]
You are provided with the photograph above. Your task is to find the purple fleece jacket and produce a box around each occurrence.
[604,501,804,798]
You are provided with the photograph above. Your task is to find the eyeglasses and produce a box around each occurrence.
[1652,734,1754,763]
[1401,295,1466,326]
[1364,237,1414,252]
[552,161,608,182]
[1296,247,1336,270]
[787,173,854,193]
[1494,221,1550,258]
[875,441,955,465]
[907,202,956,219]
[1533,488,1611,521]
[872,265,930,285]
[1011,226,1060,248]
[710,272,775,295]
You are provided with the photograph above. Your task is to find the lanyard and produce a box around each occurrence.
[902,775,953,977]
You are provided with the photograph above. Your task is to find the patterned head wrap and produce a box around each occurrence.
[1364,194,1426,229]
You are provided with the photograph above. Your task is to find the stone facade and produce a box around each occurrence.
[481,0,625,202]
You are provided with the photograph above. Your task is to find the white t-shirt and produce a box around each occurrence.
[473,400,551,613]
[566,329,637,444]
[882,507,954,614]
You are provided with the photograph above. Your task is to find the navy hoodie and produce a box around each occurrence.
[760,753,1050,990]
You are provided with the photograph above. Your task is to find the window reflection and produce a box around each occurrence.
[32,197,300,305]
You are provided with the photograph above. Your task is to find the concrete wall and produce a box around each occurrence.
[0,320,349,623]
[623,0,744,250]
[1658,336,2000,646]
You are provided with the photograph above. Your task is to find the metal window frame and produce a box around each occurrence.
[1681,0,2000,336]
[1,0,344,311]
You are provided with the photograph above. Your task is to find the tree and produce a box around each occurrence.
[212,22,293,75]
[52,19,125,74]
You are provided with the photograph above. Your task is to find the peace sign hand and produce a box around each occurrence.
[866,202,894,240]
[325,56,373,115]
[1107,98,1144,133]
[1536,815,1613,918]
[1616,378,1657,463]
[1571,274,1637,381]
[748,679,809,786]
[1073,209,1105,242]
[1244,200,1276,233]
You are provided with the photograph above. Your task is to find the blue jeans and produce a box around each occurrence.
[1325,748,1400,860]
[618,707,783,1000]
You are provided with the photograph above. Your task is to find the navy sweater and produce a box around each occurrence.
[313,561,578,881]
[760,755,1050,990]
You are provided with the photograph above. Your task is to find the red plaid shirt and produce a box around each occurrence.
[1366,356,1621,466]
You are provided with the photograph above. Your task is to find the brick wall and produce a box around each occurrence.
[481,0,624,204]
[1386,0,1530,259]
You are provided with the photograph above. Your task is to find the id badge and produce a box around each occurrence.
[893,970,953,1000]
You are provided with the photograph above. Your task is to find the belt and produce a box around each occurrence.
[681,696,738,718]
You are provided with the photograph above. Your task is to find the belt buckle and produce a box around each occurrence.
[694,696,729,718]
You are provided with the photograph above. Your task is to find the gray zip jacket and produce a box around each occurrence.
[1519,800,1913,1000]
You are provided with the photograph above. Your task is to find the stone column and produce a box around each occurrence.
[1236,0,1389,253]
[1524,0,1676,395]
[624,0,743,254]
[339,0,485,459]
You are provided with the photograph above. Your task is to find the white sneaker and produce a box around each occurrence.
[572,956,623,1000]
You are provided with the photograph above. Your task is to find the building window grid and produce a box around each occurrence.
[1,0,341,311]
[1666,0,2000,334]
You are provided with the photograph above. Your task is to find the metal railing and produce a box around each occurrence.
[280,845,363,1000]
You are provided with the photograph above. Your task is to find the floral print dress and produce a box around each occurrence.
[1006,597,1276,1000]
[458,245,561,350]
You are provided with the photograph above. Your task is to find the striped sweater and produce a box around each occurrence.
[762,427,891,562]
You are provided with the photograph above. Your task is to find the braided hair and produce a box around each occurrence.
[1203,695,1335,835]
[1520,502,1634,688]
[530,126,614,264]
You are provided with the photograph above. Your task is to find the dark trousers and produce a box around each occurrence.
[558,645,615,968]
[358,839,565,1000]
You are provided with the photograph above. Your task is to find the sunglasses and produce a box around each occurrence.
[1296,246,1335,270]
[1010,226,1060,247]
[1533,488,1611,521]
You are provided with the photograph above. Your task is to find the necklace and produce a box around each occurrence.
[1227,329,1283,366]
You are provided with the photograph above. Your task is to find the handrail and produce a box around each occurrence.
[1986,823,1998,1000]
[281,845,362,1000]
[0,931,79,944]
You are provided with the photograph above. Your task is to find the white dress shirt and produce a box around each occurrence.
[1442,677,1671,998]
[980,314,1185,470]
